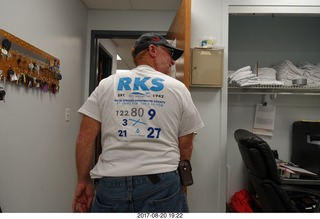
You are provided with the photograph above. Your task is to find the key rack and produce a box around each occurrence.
[0,29,61,96]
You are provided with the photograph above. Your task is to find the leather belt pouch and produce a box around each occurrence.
[178,160,193,186]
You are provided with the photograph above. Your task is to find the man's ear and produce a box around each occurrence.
[148,44,158,58]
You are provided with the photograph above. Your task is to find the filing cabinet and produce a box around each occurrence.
[191,47,224,87]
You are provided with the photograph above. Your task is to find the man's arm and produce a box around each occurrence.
[75,115,101,183]
[178,132,195,161]
[72,115,101,212]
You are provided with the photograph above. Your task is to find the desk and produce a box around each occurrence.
[281,177,320,186]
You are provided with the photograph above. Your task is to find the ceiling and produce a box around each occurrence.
[81,0,180,11]
[81,0,181,70]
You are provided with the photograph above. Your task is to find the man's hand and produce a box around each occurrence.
[73,115,100,212]
[72,183,94,212]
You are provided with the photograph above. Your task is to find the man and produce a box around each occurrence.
[72,33,204,213]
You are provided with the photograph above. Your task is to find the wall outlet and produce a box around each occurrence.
[65,108,70,122]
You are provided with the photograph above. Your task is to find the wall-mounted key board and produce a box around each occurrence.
[0,29,61,95]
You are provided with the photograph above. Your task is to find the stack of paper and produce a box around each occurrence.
[278,163,318,179]
[253,103,276,136]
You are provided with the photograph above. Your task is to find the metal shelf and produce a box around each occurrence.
[228,85,320,95]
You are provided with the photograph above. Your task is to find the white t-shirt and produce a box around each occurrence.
[78,65,204,178]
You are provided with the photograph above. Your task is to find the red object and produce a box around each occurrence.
[230,189,253,212]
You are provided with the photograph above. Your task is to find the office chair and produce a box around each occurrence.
[234,129,320,212]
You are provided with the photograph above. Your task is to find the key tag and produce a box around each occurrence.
[34,64,40,74]
[7,69,16,82]
[11,74,18,82]
[2,39,12,51]
[2,39,11,60]
[0,87,5,102]
[35,79,41,88]
[28,63,34,71]
[42,83,48,92]
[18,73,26,86]
[0,76,6,102]
[1,48,7,56]
[6,51,11,60]
[52,84,56,94]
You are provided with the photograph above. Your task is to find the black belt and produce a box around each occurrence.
[147,174,161,184]
[147,170,178,184]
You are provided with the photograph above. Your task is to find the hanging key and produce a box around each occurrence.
[0,77,6,102]
[2,39,11,61]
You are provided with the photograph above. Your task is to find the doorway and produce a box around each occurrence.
[98,44,112,83]
[89,30,167,94]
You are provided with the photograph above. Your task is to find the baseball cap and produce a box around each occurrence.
[133,33,184,61]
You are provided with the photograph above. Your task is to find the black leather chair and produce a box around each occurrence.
[234,129,320,212]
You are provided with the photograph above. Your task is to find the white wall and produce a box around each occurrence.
[0,0,87,212]
[229,15,320,70]
[189,0,227,212]
[225,0,320,203]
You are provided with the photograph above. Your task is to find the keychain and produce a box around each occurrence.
[1,39,12,60]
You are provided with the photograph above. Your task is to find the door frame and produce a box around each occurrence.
[89,30,167,94]
[98,43,112,82]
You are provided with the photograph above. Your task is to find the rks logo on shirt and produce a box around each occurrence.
[117,77,164,92]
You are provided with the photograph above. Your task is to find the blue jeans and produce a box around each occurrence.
[91,170,189,212]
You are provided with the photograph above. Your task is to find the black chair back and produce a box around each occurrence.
[234,129,298,212]
[234,129,281,183]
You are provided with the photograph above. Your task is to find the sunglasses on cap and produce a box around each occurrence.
[160,45,174,59]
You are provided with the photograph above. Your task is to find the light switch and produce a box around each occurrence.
[65,108,70,122]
